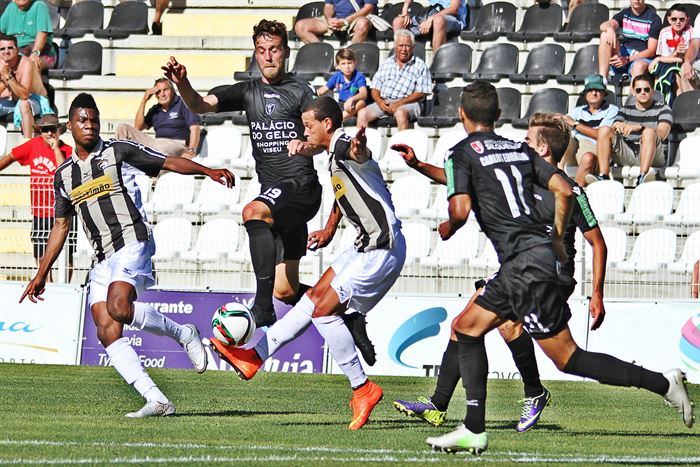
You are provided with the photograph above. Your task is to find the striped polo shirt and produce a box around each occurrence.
[54,139,166,261]
[615,100,672,144]
[612,6,662,52]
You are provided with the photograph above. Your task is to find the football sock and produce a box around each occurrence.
[430,339,460,411]
[105,337,167,403]
[245,219,276,312]
[313,314,367,388]
[564,348,669,395]
[506,331,544,397]
[255,294,314,360]
[131,302,188,343]
[456,331,488,434]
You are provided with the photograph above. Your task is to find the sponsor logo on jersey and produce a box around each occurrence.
[470,141,485,154]
[70,174,115,205]
[263,93,280,99]
[331,175,347,199]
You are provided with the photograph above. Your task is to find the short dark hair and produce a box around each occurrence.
[631,72,654,89]
[69,93,99,120]
[667,3,688,18]
[253,19,288,49]
[0,33,17,46]
[335,48,356,64]
[460,81,499,127]
[528,113,571,164]
[303,96,343,130]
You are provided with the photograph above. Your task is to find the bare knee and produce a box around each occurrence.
[242,201,271,223]
[96,324,121,347]
[497,320,523,343]
[106,295,132,324]
[394,109,411,129]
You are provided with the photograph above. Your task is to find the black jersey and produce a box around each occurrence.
[532,169,599,278]
[212,75,318,187]
[445,131,559,263]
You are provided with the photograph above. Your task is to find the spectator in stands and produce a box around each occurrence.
[650,4,693,102]
[316,48,367,120]
[0,114,73,271]
[0,33,52,139]
[680,13,700,91]
[560,74,619,187]
[0,0,56,70]
[152,0,168,35]
[587,73,672,187]
[393,0,467,51]
[115,78,201,159]
[356,29,431,131]
[294,0,376,44]
[598,0,661,82]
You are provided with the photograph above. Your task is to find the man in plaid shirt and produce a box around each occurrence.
[357,29,431,130]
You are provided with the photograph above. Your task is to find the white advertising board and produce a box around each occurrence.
[0,282,85,365]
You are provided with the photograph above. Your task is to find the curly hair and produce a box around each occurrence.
[252,19,288,49]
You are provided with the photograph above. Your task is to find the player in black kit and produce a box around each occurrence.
[410,82,693,454]
[162,20,375,363]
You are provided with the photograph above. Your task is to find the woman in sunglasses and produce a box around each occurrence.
[650,4,694,101]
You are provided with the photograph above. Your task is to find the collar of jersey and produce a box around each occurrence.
[71,138,104,163]
[328,127,346,158]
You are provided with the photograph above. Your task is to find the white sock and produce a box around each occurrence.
[255,294,314,360]
[131,302,190,343]
[105,337,167,403]
[312,314,367,388]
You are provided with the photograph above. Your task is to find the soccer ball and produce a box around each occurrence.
[211,302,256,347]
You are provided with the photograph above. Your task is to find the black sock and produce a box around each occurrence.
[507,332,544,397]
[244,220,276,312]
[290,283,312,305]
[564,348,669,395]
[430,339,460,411]
[456,332,488,434]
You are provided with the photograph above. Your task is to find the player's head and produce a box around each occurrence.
[335,48,357,77]
[68,93,101,150]
[459,81,500,128]
[631,73,654,105]
[526,112,571,164]
[301,96,343,148]
[253,20,290,84]
[153,77,175,106]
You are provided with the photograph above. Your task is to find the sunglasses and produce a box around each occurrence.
[0,46,16,51]
[40,126,58,133]
[668,17,687,22]
[635,87,651,93]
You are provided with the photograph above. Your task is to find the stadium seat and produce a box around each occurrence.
[402,221,432,264]
[347,42,380,78]
[288,1,325,41]
[612,228,677,274]
[417,86,463,128]
[376,2,425,41]
[664,136,700,182]
[199,125,243,164]
[585,179,624,222]
[460,2,516,42]
[181,218,241,263]
[463,43,519,82]
[0,0,9,18]
[556,45,599,85]
[152,218,193,261]
[510,44,566,84]
[53,0,104,38]
[511,88,569,129]
[430,43,472,82]
[671,91,700,132]
[614,181,674,227]
[585,225,627,270]
[553,3,609,43]
[145,173,196,217]
[420,184,447,221]
[429,127,467,166]
[47,41,102,80]
[184,177,242,219]
[389,175,432,219]
[233,55,261,81]
[663,183,700,228]
[345,126,383,159]
[93,1,148,39]
[134,174,152,206]
[381,129,429,173]
[290,43,335,81]
[667,231,700,275]
[231,178,261,215]
[420,221,480,268]
[323,225,357,265]
[470,236,500,271]
[506,2,563,42]
[495,87,521,125]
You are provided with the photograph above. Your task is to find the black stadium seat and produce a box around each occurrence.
[463,43,518,82]
[495,87,521,125]
[511,43,566,84]
[347,42,380,78]
[288,1,325,41]
[554,3,609,43]
[556,44,598,85]
[289,42,335,81]
[460,2,516,42]
[93,1,148,40]
[430,43,471,82]
[506,2,563,42]
[671,91,700,132]
[417,86,463,128]
[47,41,102,80]
[512,88,569,129]
[53,0,104,39]
[233,55,261,81]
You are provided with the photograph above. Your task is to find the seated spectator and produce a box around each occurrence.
[587,73,671,187]
[680,13,700,92]
[598,0,661,82]
[0,0,56,70]
[152,0,169,36]
[393,0,467,51]
[650,4,693,102]
[316,48,367,120]
[560,74,619,187]
[356,29,431,131]
[115,78,201,159]
[294,0,376,44]
[0,33,51,139]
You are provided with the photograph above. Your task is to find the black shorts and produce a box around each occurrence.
[255,178,322,262]
[31,216,77,260]
[474,244,572,340]
[475,273,577,301]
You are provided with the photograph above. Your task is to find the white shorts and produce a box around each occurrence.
[88,239,156,307]
[330,231,406,314]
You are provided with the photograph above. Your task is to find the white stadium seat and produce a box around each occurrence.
[667,231,700,275]
[389,175,432,219]
[145,173,196,216]
[199,125,243,164]
[181,218,241,263]
[614,181,673,227]
[585,226,627,270]
[345,127,383,160]
[231,177,261,215]
[152,217,193,261]
[663,183,700,228]
[585,180,624,222]
[184,176,241,218]
[380,129,430,174]
[612,228,677,274]
[421,221,480,268]
[664,135,700,182]
[470,235,500,271]
[402,221,432,264]
[430,128,467,167]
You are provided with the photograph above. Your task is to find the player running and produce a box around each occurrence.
[162,20,375,364]
[209,96,406,430]
[20,93,235,417]
[392,112,608,433]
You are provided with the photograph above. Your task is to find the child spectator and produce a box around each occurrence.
[317,48,368,120]
[650,3,693,102]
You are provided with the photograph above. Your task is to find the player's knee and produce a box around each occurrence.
[242,202,270,223]
[95,325,120,347]
[106,295,132,324]
[273,286,296,304]
[497,321,522,342]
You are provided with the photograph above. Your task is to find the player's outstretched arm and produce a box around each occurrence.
[308,202,343,251]
[20,217,71,304]
[391,143,447,184]
[162,56,219,114]
[287,139,325,157]
[583,226,607,330]
[439,193,471,241]
[548,173,574,262]
[162,156,235,188]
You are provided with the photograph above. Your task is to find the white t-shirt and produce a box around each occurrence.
[694,16,700,39]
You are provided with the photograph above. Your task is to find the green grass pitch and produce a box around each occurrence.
[1,363,698,465]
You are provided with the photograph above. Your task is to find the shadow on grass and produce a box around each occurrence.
[174,410,315,417]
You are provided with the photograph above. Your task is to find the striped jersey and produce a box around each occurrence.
[614,100,672,145]
[54,139,165,261]
[328,129,401,252]
[612,6,662,52]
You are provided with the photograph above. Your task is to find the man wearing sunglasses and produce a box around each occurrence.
[589,73,672,186]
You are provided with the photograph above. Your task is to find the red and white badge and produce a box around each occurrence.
[470,141,485,154]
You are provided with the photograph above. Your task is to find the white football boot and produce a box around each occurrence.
[663,369,695,428]
[426,425,488,455]
[182,324,208,373]
[125,400,176,418]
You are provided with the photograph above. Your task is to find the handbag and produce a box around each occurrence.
[347,0,392,32]
[413,3,444,25]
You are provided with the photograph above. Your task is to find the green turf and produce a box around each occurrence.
[0,363,698,465]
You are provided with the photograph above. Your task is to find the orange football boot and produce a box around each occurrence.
[210,338,263,380]
[348,380,383,430]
